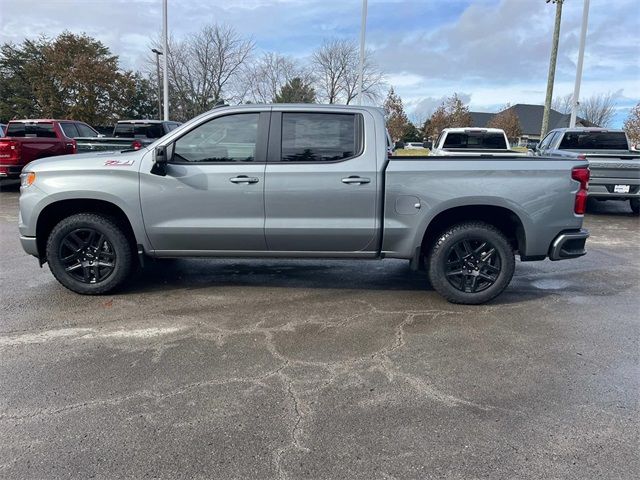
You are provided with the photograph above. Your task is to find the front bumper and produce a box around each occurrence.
[549,229,589,261]
[20,235,39,257]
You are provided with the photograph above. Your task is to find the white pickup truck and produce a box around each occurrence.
[430,128,527,157]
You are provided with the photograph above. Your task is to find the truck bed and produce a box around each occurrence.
[382,155,587,259]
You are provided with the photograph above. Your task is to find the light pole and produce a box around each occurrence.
[357,0,368,105]
[151,48,163,120]
[162,0,169,120]
[570,0,590,127]
[541,0,563,139]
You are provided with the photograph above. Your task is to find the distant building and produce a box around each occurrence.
[470,104,598,146]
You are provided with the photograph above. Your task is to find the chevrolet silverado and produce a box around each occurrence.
[19,104,590,304]
[534,127,640,214]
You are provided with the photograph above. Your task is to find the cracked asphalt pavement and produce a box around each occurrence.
[1,181,639,479]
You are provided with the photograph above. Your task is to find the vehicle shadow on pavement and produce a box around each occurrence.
[586,199,638,217]
[124,257,551,305]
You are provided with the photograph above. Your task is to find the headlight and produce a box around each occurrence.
[20,172,36,188]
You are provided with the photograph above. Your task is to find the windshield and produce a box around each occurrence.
[443,132,507,149]
[559,131,629,150]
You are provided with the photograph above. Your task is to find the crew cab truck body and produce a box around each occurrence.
[535,127,640,214]
[0,120,84,178]
[19,104,589,304]
[430,128,527,157]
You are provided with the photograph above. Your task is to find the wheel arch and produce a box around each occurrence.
[419,204,527,261]
[35,199,139,262]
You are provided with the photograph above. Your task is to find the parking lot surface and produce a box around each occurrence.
[1,181,638,479]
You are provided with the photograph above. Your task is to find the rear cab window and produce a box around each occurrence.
[114,123,165,139]
[559,131,629,150]
[279,112,362,162]
[443,131,507,149]
[6,122,57,138]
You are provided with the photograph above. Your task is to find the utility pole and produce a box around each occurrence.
[162,0,169,120]
[541,0,563,139]
[356,0,368,105]
[570,0,590,127]
[151,49,163,120]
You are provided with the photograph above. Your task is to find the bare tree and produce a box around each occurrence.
[579,92,616,127]
[312,39,351,104]
[150,24,254,121]
[244,52,311,103]
[311,38,384,104]
[552,93,573,114]
[341,46,385,105]
[623,102,640,149]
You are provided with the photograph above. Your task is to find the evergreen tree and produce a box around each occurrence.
[274,77,316,103]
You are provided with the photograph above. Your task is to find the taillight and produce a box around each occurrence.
[0,140,21,164]
[572,166,590,215]
[131,140,142,150]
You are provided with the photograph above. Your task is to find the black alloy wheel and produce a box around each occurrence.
[427,221,515,304]
[46,213,133,294]
[444,239,501,293]
[59,228,116,284]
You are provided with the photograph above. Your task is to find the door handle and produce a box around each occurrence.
[230,176,259,184]
[342,176,371,185]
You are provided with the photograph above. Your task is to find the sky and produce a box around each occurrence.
[1,0,639,127]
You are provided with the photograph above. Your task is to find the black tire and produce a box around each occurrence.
[46,213,133,294]
[427,222,515,305]
[630,198,639,215]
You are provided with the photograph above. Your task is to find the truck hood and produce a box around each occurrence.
[25,149,145,173]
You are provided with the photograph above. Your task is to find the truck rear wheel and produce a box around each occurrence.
[630,198,639,215]
[427,222,515,305]
[46,213,132,294]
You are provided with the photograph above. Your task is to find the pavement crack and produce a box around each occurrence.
[274,366,310,480]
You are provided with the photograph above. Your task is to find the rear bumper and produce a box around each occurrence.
[20,235,39,257]
[0,165,23,178]
[549,229,589,261]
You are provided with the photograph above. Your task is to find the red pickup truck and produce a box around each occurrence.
[0,119,94,178]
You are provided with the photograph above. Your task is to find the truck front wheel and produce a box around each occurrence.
[46,213,133,294]
[630,198,639,215]
[427,222,515,305]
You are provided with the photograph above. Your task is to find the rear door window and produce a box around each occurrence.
[76,123,98,137]
[6,122,57,138]
[279,113,362,162]
[60,122,79,138]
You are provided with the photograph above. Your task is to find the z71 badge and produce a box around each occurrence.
[104,159,135,166]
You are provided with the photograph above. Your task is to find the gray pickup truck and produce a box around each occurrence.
[534,127,640,214]
[18,104,590,304]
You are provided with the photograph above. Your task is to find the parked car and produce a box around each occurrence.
[430,128,527,156]
[0,123,6,137]
[0,119,80,178]
[534,128,640,214]
[75,120,181,153]
[404,142,425,150]
[19,104,589,304]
